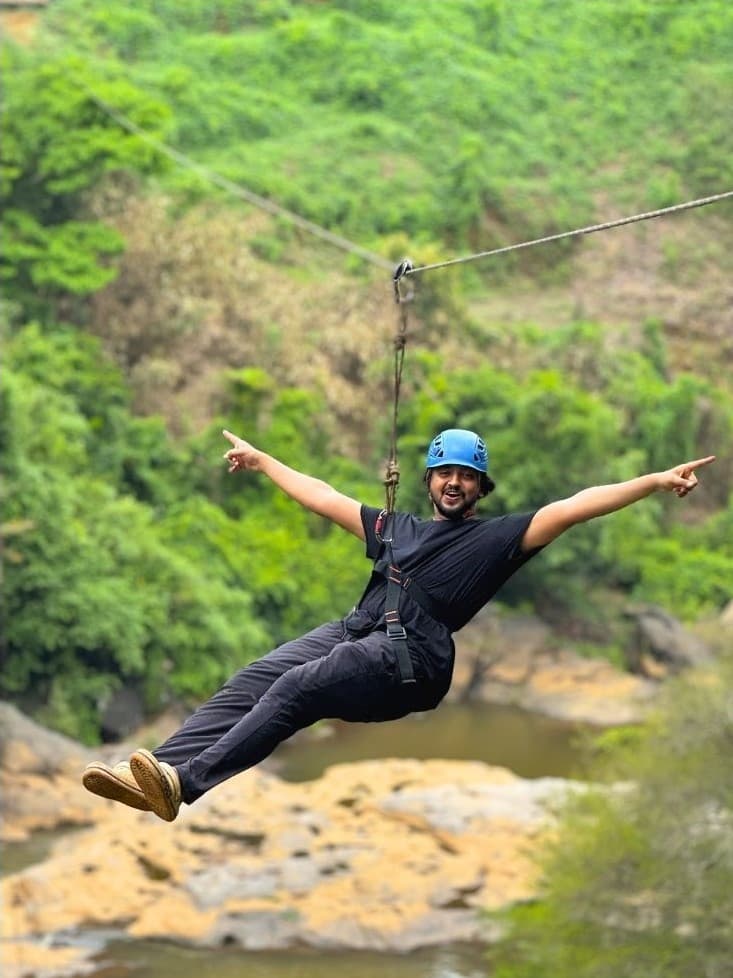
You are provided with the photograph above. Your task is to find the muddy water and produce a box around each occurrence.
[90,939,490,978]
[275,701,588,782]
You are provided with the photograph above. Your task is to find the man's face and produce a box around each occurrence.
[427,465,482,520]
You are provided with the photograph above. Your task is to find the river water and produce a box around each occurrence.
[274,701,586,782]
[4,703,588,978]
[93,939,491,978]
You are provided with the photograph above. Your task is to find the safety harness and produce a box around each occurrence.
[357,262,443,684]
[366,509,450,686]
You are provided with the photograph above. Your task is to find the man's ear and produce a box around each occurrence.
[479,474,495,497]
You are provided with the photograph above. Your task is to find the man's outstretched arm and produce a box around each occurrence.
[222,429,365,540]
[521,455,716,552]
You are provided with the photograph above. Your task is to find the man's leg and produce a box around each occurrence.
[154,621,345,766]
[83,621,343,811]
[175,631,411,805]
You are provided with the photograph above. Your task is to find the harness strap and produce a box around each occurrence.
[372,559,447,623]
[383,560,416,685]
[378,533,417,685]
[356,511,448,685]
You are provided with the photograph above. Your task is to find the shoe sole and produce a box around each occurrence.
[82,763,150,812]
[130,749,179,822]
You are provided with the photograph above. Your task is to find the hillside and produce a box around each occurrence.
[2,0,732,741]
[7,0,732,423]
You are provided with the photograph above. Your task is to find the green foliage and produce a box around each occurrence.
[629,537,733,619]
[183,368,379,645]
[1,329,271,741]
[0,326,381,738]
[2,0,732,742]
[490,657,733,978]
[0,43,168,306]
[3,324,190,505]
[394,326,733,619]
[2,210,123,295]
[34,0,733,258]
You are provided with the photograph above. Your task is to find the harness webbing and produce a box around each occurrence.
[374,511,416,685]
[377,266,424,684]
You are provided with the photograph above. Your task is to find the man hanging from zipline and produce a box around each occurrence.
[82,427,715,821]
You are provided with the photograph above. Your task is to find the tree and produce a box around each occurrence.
[0,328,269,742]
[1,43,168,311]
[491,656,733,978]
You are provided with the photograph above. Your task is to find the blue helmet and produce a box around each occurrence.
[425,429,495,492]
[426,429,488,472]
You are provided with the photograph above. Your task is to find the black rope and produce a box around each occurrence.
[384,260,414,514]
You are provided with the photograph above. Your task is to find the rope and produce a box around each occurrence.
[384,260,414,513]
[403,190,733,276]
[380,189,733,510]
[78,82,394,273]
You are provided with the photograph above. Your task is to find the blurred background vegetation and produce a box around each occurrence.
[2,0,732,740]
[489,657,733,978]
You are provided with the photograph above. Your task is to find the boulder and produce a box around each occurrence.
[720,600,733,628]
[453,617,658,725]
[622,604,712,677]
[100,685,145,742]
[450,609,552,703]
[0,703,105,842]
[0,702,187,842]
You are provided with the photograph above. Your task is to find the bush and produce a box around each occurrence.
[491,656,733,978]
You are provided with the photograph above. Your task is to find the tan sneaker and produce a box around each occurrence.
[129,748,182,822]
[82,761,151,811]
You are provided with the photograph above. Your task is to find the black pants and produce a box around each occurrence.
[154,620,450,804]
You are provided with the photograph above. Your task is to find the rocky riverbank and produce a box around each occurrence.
[450,610,661,724]
[5,606,708,978]
[1,700,585,978]
[3,760,578,977]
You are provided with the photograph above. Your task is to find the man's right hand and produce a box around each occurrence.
[222,429,264,473]
[221,429,365,539]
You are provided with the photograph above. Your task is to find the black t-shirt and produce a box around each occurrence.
[358,504,542,634]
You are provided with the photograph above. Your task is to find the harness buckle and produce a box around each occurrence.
[384,610,407,642]
[386,624,408,642]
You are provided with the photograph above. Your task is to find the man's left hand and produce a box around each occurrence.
[657,455,716,497]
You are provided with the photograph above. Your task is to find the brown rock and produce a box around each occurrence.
[0,941,94,978]
[456,639,657,725]
[0,703,105,841]
[2,759,577,959]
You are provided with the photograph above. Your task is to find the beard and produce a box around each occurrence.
[429,486,480,521]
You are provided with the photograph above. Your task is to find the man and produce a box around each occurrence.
[82,428,715,821]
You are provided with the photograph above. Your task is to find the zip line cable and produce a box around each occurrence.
[78,79,733,511]
[78,80,407,508]
[82,79,733,282]
[401,190,733,277]
[80,83,394,273]
[388,190,733,508]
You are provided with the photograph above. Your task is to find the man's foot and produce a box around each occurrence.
[129,748,182,822]
[82,761,151,812]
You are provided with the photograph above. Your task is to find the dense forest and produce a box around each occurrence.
[2,0,732,737]
[3,1,733,973]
